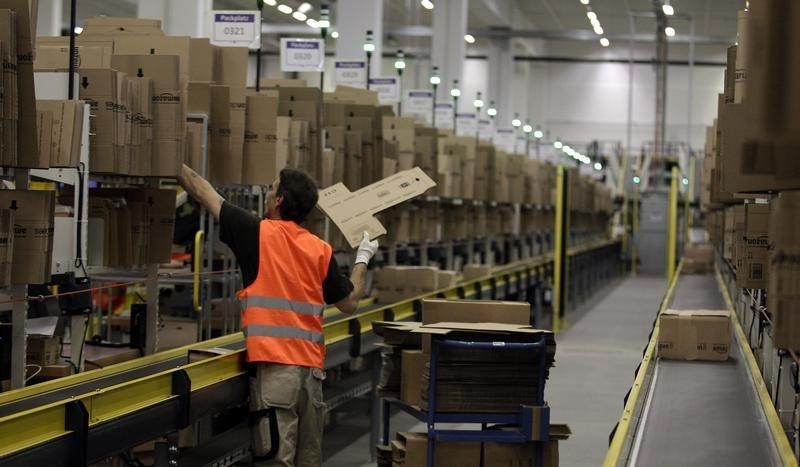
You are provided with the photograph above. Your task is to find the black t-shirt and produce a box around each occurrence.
[219,202,353,304]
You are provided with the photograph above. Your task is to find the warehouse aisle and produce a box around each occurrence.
[323,276,667,466]
[546,276,666,467]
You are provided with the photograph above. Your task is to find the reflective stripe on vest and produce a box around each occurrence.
[242,324,324,344]
[240,295,325,316]
[238,219,332,368]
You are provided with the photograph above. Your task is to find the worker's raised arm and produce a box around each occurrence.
[176,163,225,220]
[335,232,379,314]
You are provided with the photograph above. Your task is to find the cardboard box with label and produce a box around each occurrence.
[767,191,800,349]
[0,190,55,284]
[736,202,769,289]
[400,349,425,407]
[317,167,436,248]
[658,309,730,361]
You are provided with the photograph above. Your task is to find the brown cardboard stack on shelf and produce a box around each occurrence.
[208,84,245,184]
[0,208,12,287]
[242,93,283,185]
[373,266,458,303]
[0,190,54,284]
[737,202,769,289]
[768,191,800,349]
[87,188,177,267]
[0,8,17,166]
[0,0,39,168]
[35,100,84,167]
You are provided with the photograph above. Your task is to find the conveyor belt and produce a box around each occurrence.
[632,274,778,466]
[606,270,795,467]
[0,239,620,465]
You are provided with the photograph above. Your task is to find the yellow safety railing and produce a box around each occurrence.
[666,166,679,283]
[193,230,205,313]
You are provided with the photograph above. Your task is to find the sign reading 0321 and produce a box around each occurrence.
[209,10,261,49]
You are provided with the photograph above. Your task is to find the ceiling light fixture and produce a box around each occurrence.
[600,37,610,47]
[580,0,590,4]
[662,0,674,16]
[665,26,675,37]
[306,18,319,28]
[554,140,563,149]
[421,0,434,10]
[587,11,597,21]
[265,0,277,5]
[534,129,543,139]
[594,25,604,35]
[292,11,307,21]
[298,2,312,13]
[277,4,293,14]
[331,30,339,39]
[464,34,475,44]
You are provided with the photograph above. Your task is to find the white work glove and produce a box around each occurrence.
[355,231,379,265]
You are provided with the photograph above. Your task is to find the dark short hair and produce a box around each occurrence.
[277,168,318,223]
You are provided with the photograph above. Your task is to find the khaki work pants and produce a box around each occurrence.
[250,363,326,467]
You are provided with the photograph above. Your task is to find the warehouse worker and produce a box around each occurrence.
[177,163,378,466]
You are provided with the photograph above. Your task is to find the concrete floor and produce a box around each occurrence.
[323,275,667,467]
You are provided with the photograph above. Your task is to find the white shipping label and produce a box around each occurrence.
[280,38,325,72]
[209,11,261,49]
[403,90,433,125]
[434,103,454,130]
[369,77,400,104]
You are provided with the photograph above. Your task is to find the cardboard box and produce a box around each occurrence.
[400,350,425,407]
[35,99,84,167]
[737,203,769,289]
[34,41,113,70]
[437,270,459,289]
[189,38,214,82]
[0,190,55,284]
[158,317,198,350]
[317,167,436,248]
[391,432,481,467]
[0,0,39,168]
[81,16,163,35]
[483,425,570,467]
[214,46,248,87]
[187,81,212,116]
[26,336,59,365]
[110,54,183,177]
[682,243,714,275]
[658,309,731,361]
[767,191,800,349]
[0,8,17,166]
[185,121,204,174]
[242,93,282,185]
[129,75,153,176]
[260,78,307,88]
[422,299,530,326]
[209,85,246,184]
[462,264,493,281]
[0,208,12,286]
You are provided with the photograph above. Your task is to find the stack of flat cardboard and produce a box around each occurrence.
[0,190,54,284]
[373,266,461,304]
[35,99,84,167]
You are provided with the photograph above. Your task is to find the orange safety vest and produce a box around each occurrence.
[237,219,332,368]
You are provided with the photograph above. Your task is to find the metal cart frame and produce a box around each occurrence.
[381,334,551,467]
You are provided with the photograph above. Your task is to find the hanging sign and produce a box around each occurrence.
[494,129,516,153]
[334,60,367,88]
[368,77,400,104]
[455,112,477,137]
[280,38,325,72]
[404,90,433,125]
[209,11,261,49]
[478,119,495,141]
[434,103,454,130]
